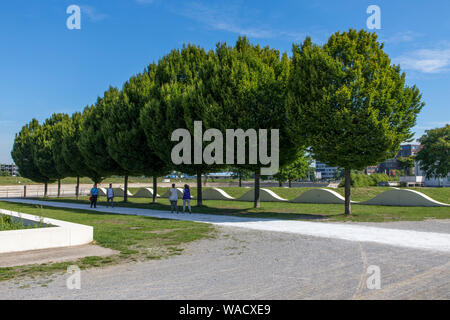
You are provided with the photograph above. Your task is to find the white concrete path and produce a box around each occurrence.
[2,198,450,253]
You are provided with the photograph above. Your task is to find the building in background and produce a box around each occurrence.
[315,161,338,180]
[0,164,17,176]
[364,166,378,175]
[414,161,450,187]
[398,144,422,157]
[377,144,422,175]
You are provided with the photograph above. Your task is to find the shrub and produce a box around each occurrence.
[339,172,398,187]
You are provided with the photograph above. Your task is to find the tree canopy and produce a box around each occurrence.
[61,112,102,182]
[416,124,449,179]
[274,151,311,187]
[11,119,52,184]
[140,44,222,206]
[33,113,70,182]
[10,32,427,212]
[192,37,301,207]
[78,88,128,182]
[287,29,424,214]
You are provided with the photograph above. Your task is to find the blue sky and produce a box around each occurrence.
[1,0,449,163]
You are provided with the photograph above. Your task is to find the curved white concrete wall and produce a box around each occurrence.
[202,188,235,200]
[0,209,93,253]
[361,188,450,207]
[236,188,287,202]
[98,188,107,196]
[161,188,184,199]
[132,188,160,198]
[291,188,350,204]
[113,188,133,197]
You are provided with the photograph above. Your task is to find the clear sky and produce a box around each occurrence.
[1,0,449,164]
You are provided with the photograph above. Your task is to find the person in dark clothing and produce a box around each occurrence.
[182,184,192,214]
[90,184,99,208]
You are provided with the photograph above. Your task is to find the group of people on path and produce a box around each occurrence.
[88,183,192,214]
[89,183,114,209]
[169,184,192,214]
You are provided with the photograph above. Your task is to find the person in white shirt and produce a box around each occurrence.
[168,183,179,214]
[106,184,114,208]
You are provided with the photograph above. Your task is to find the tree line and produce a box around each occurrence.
[11,30,425,214]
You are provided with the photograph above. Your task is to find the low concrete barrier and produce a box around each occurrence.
[236,188,287,202]
[0,209,93,254]
[98,187,107,196]
[202,188,235,200]
[113,188,133,197]
[132,188,160,198]
[360,188,450,207]
[290,188,357,204]
[161,188,192,199]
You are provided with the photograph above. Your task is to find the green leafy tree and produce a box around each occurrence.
[231,167,252,187]
[78,88,129,198]
[51,114,77,196]
[33,114,71,196]
[416,124,449,179]
[274,151,311,187]
[11,120,53,193]
[287,29,424,215]
[102,67,170,203]
[195,37,300,208]
[0,170,11,177]
[397,156,415,176]
[140,45,222,207]
[61,112,102,198]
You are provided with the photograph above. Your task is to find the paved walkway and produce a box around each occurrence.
[3,199,450,253]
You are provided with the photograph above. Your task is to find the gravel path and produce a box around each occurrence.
[0,226,449,300]
[1,199,449,299]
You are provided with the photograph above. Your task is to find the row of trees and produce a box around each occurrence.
[11,29,425,214]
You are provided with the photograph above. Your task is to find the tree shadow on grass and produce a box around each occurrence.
[20,197,329,222]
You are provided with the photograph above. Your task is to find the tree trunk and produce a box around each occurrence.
[197,171,203,207]
[44,182,48,197]
[24,185,27,198]
[57,179,61,197]
[278,180,282,187]
[288,179,292,188]
[124,175,129,202]
[152,176,157,203]
[344,169,352,215]
[76,176,80,200]
[254,172,260,209]
[239,175,242,187]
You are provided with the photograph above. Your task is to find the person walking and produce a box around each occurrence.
[106,184,114,208]
[90,183,99,208]
[182,184,192,214]
[169,183,179,214]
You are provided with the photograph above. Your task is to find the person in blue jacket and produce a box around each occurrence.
[182,184,192,214]
[90,183,99,208]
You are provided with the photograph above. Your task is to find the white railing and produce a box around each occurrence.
[0,186,90,199]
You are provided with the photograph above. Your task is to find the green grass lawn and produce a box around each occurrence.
[28,194,450,223]
[1,186,448,281]
[0,201,214,282]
